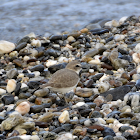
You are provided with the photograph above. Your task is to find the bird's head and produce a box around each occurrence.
[66,60,82,74]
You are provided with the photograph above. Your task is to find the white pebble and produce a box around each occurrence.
[58,57,69,63]
[114,34,125,41]
[84,119,93,126]
[89,69,94,73]
[29,48,38,57]
[0,88,6,95]
[0,40,15,54]
[31,39,41,47]
[19,135,40,140]
[72,102,86,108]
[119,16,128,24]
[32,71,40,77]
[73,116,78,120]
[58,110,70,123]
[134,43,140,52]
[46,60,57,67]
[97,81,110,93]
[67,36,76,42]
[56,133,77,140]
[97,118,106,125]
[6,79,16,93]
[23,56,30,61]
[132,74,140,81]
[132,53,140,63]
[21,83,28,88]
[105,20,119,27]
[18,73,24,78]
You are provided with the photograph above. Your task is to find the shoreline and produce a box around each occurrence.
[0,15,140,140]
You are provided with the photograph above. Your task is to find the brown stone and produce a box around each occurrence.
[87,124,104,131]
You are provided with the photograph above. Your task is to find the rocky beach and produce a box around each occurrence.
[0,14,140,140]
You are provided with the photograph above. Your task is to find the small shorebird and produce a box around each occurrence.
[40,60,81,103]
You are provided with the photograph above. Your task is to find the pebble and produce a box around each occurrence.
[0,40,15,54]
[58,110,70,123]
[6,68,19,79]
[1,15,140,139]
[15,101,30,115]
[34,88,49,97]
[30,64,44,72]
[6,79,17,93]
[2,95,14,105]
[1,112,24,130]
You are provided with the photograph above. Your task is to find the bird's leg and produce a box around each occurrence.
[64,96,68,105]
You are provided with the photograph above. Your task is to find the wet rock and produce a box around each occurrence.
[2,95,14,105]
[90,111,102,118]
[17,36,30,45]
[19,92,32,99]
[15,42,27,51]
[106,36,114,43]
[90,73,104,82]
[48,62,67,73]
[61,124,73,132]
[102,127,116,137]
[119,126,133,133]
[50,35,62,41]
[30,64,44,72]
[44,49,61,58]
[90,28,109,35]
[27,81,40,89]
[80,109,92,117]
[107,111,120,118]
[30,103,51,113]
[101,85,132,101]
[52,127,64,134]
[135,79,140,90]
[14,82,21,96]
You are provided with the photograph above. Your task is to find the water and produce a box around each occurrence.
[0,0,140,42]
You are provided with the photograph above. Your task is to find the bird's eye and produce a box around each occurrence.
[75,64,80,67]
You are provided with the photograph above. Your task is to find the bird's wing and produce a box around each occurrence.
[42,69,79,88]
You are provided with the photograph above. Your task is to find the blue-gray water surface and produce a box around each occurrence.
[0,0,140,42]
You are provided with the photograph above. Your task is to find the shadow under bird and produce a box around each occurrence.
[40,60,82,103]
